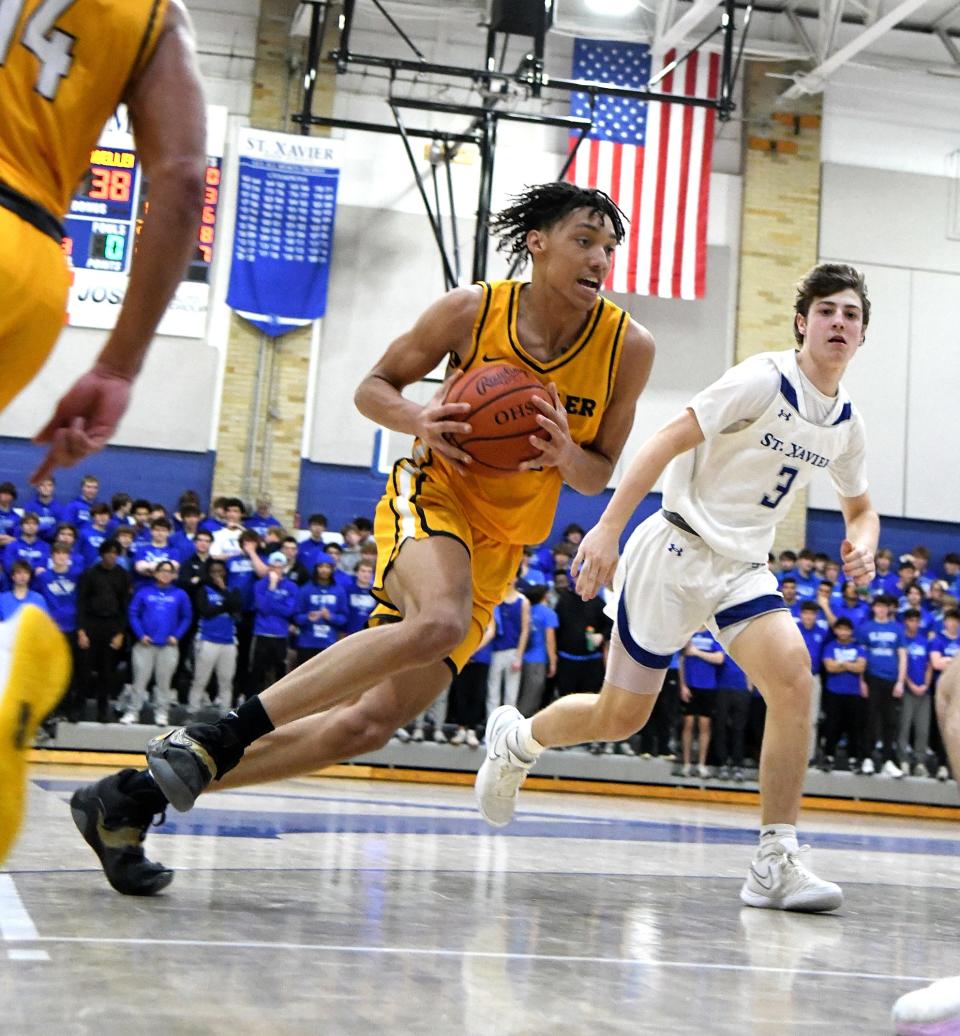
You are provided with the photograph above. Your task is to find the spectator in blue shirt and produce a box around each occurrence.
[898,609,933,777]
[899,584,932,634]
[106,492,134,535]
[345,559,377,636]
[870,548,899,598]
[858,595,907,776]
[198,496,227,536]
[930,610,960,678]
[776,549,797,585]
[517,585,559,719]
[35,541,81,720]
[942,553,960,597]
[62,474,100,530]
[124,560,192,727]
[169,504,203,561]
[0,481,20,547]
[792,549,819,601]
[250,552,298,695]
[0,563,46,617]
[679,628,723,779]
[797,601,828,762]
[244,495,281,541]
[275,535,308,587]
[226,529,268,704]
[516,546,547,594]
[132,518,181,587]
[130,499,153,543]
[294,556,348,667]
[3,512,50,576]
[25,476,62,543]
[713,653,751,781]
[820,618,868,771]
[780,576,801,620]
[0,560,48,621]
[188,560,242,714]
[823,578,870,632]
[486,577,531,721]
[111,525,136,574]
[297,513,331,574]
[78,503,112,569]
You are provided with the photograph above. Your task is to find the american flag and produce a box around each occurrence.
[568,39,720,300]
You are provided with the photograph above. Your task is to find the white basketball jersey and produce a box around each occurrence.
[662,349,867,563]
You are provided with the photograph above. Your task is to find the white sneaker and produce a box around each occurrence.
[465,729,479,749]
[119,709,139,725]
[411,727,424,743]
[937,765,950,781]
[860,757,875,775]
[740,842,843,913]
[153,710,169,727]
[892,975,960,1034]
[913,762,929,779]
[680,763,691,777]
[475,705,532,828]
[449,728,466,746]
[882,759,904,778]
[697,764,711,779]
[393,727,410,743]
[433,727,447,744]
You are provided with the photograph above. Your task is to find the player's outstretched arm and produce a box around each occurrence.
[572,408,705,600]
[31,1,206,482]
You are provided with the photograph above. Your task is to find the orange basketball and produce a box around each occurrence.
[446,362,552,472]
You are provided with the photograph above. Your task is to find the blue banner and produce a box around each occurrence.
[227,129,342,337]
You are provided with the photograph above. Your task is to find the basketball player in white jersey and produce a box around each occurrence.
[891,655,960,1033]
[476,263,879,912]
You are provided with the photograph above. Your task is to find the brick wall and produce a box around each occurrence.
[735,61,822,553]
[211,0,338,527]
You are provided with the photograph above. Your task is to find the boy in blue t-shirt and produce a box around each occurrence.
[517,585,559,720]
[898,608,933,777]
[857,595,906,776]
[930,609,960,679]
[679,628,723,779]
[820,617,868,771]
[797,601,827,762]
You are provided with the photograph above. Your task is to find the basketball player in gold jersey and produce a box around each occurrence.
[71,182,655,895]
[0,0,206,864]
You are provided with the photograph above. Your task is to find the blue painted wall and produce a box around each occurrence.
[807,507,960,572]
[0,435,215,511]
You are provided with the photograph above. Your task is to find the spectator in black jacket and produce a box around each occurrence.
[76,539,130,721]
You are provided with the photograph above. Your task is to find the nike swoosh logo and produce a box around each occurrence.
[750,864,775,890]
[481,354,499,363]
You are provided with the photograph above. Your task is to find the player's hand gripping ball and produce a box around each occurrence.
[445,362,552,472]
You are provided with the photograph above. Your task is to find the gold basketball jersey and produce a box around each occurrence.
[424,279,629,546]
[0,0,168,219]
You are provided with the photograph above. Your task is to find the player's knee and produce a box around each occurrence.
[338,701,399,754]
[597,700,653,742]
[410,612,469,659]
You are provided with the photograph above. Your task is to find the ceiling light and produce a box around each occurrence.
[584,0,641,15]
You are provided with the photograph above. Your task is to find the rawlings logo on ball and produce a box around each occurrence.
[475,365,525,396]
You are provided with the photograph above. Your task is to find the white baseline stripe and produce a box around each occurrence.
[23,935,935,984]
[0,874,49,961]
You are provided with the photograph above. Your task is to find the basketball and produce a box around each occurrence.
[446,362,552,472]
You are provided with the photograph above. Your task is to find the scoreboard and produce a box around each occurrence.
[64,105,227,339]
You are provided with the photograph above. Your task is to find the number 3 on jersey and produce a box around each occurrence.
[760,465,799,509]
[0,0,77,101]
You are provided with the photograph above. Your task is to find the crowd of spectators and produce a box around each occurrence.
[2,474,957,782]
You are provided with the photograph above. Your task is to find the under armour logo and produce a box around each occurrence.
[778,409,793,421]
[668,543,683,556]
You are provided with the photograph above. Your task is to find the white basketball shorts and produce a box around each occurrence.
[605,510,786,669]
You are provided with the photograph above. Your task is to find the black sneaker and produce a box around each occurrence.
[70,769,173,896]
[146,723,244,812]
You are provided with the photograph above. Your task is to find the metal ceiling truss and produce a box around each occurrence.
[292,0,750,286]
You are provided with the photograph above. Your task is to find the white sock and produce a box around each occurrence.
[760,824,799,854]
[506,718,545,763]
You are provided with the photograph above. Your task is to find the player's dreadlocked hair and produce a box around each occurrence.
[489,182,626,269]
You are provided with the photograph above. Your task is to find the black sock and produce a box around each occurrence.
[221,695,275,749]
